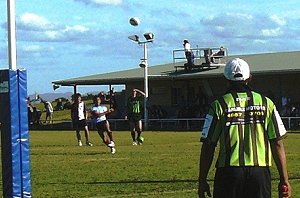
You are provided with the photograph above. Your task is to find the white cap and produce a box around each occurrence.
[224,58,250,81]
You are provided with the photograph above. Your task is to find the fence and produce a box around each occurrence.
[33,117,300,131]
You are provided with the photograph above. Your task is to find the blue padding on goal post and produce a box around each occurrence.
[0,69,32,197]
[18,69,32,197]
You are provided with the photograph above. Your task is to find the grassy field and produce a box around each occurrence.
[0,131,299,197]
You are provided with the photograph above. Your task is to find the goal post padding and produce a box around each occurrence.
[0,69,32,197]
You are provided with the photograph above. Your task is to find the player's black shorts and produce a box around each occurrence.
[73,119,88,130]
[128,113,142,122]
[95,120,109,132]
[213,166,271,198]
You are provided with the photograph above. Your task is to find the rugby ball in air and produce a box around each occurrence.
[129,17,140,26]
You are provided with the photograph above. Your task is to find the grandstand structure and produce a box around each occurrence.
[53,50,300,123]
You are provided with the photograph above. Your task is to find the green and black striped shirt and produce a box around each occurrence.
[201,88,286,168]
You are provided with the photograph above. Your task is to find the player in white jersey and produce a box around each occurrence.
[91,95,116,154]
[71,93,93,146]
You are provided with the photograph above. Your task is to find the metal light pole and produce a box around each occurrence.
[142,42,149,129]
[128,32,154,130]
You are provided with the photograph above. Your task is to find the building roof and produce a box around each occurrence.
[53,51,300,86]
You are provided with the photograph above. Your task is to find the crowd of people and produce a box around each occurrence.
[27,96,72,127]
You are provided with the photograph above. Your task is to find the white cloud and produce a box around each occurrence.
[19,13,55,30]
[74,0,122,6]
[261,27,283,37]
[18,44,55,58]
[44,31,61,40]
[17,13,91,42]
[22,45,41,52]
[200,12,290,41]
[64,25,89,33]
[270,15,286,26]
[253,39,267,44]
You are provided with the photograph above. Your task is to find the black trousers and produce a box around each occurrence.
[213,166,271,198]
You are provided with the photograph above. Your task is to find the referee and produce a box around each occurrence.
[198,58,291,198]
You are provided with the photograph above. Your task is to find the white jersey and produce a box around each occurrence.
[78,102,85,120]
[45,101,53,113]
[91,105,108,123]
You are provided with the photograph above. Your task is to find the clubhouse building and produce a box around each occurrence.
[53,50,300,119]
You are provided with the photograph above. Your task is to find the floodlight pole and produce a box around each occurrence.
[7,0,17,70]
[143,42,149,130]
[129,33,153,130]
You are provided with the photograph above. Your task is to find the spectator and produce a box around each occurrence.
[32,107,42,126]
[63,99,71,110]
[183,39,195,70]
[40,98,53,124]
[211,46,225,63]
[55,99,63,111]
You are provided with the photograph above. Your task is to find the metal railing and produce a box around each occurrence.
[33,117,300,131]
[172,47,228,71]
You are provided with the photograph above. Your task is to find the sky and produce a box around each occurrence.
[1,0,300,95]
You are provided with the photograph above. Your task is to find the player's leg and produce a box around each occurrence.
[83,120,93,146]
[136,120,143,145]
[97,129,107,145]
[50,112,53,124]
[129,121,137,145]
[105,121,115,146]
[72,120,81,146]
[76,129,82,146]
[44,112,48,123]
[105,121,116,154]
[73,120,82,146]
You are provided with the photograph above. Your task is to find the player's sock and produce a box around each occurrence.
[131,131,136,141]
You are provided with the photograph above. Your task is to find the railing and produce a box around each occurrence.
[282,117,300,130]
[172,47,228,71]
[33,117,300,131]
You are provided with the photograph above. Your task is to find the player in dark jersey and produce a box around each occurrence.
[125,89,145,145]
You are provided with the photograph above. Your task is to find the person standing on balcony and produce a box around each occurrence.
[183,39,195,70]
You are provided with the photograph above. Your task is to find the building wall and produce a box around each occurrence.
[123,73,300,118]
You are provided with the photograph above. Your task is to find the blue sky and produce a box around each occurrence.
[1,0,300,95]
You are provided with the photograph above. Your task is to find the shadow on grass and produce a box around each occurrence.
[87,179,199,185]
[42,177,300,185]
[41,179,203,185]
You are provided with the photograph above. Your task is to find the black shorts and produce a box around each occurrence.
[128,113,142,122]
[73,119,88,130]
[213,166,271,198]
[95,120,109,132]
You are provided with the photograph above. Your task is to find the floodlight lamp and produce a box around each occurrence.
[128,35,140,42]
[53,84,60,91]
[139,60,147,68]
[144,32,154,41]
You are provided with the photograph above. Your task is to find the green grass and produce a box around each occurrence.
[0,131,299,197]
